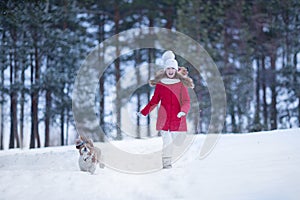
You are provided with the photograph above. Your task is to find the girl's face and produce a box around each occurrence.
[165,67,177,79]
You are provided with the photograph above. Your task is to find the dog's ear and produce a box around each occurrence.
[75,138,81,143]
[79,135,86,141]
[87,139,94,147]
[75,138,82,149]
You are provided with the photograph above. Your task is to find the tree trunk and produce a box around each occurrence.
[30,53,35,148]
[60,86,65,146]
[9,52,14,148]
[135,51,141,139]
[30,44,41,148]
[114,2,122,140]
[20,56,25,149]
[0,105,2,150]
[65,85,70,145]
[34,45,41,148]
[198,78,203,134]
[164,6,174,29]
[293,52,300,127]
[44,55,51,147]
[45,89,51,147]
[223,21,236,132]
[0,31,5,150]
[230,103,237,133]
[261,56,268,130]
[136,91,141,139]
[147,17,154,137]
[66,105,69,145]
[98,13,105,142]
[253,58,261,131]
[11,91,19,148]
[99,75,105,142]
[60,108,65,146]
[9,47,20,149]
[270,53,277,130]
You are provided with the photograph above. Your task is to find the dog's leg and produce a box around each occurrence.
[95,148,105,169]
[89,164,96,174]
[99,153,105,169]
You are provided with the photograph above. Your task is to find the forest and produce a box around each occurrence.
[0,0,299,149]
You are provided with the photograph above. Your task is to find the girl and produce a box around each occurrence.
[139,51,194,169]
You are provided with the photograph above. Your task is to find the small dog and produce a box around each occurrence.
[75,135,105,174]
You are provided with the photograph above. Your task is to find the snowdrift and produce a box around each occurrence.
[1,129,300,200]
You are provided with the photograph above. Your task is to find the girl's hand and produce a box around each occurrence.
[177,112,186,118]
[136,112,143,117]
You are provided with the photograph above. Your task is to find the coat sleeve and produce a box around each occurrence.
[180,85,190,114]
[140,85,161,116]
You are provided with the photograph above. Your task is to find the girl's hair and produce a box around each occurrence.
[149,69,194,88]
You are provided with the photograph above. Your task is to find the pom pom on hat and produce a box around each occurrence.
[162,50,175,62]
[164,58,178,71]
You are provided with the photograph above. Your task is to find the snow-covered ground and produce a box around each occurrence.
[1,129,300,200]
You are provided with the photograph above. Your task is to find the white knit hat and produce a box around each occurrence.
[162,50,178,71]
[164,58,179,71]
[162,50,175,62]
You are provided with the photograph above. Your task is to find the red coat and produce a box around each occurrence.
[141,80,190,131]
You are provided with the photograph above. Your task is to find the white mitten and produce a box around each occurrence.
[177,112,186,118]
[136,112,143,117]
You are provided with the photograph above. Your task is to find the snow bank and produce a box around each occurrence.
[1,129,300,200]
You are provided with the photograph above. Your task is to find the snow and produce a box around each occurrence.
[1,129,300,200]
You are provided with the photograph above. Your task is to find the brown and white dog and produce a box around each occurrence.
[75,135,105,174]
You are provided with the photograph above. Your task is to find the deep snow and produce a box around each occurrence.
[1,129,300,200]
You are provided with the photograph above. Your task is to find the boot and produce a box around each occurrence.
[162,157,172,169]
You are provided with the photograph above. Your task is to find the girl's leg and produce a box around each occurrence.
[172,131,186,146]
[161,130,173,168]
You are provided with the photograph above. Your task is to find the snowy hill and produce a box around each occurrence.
[1,129,300,200]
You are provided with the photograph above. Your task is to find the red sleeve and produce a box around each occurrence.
[181,85,190,114]
[140,85,161,116]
